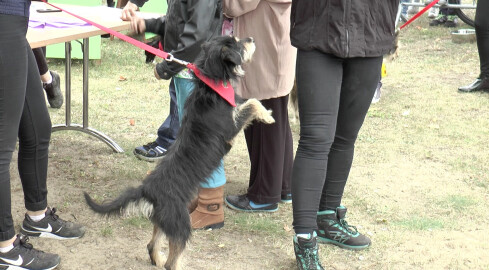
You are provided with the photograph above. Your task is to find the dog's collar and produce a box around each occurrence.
[187,63,236,107]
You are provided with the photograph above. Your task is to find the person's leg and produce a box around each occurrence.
[18,45,52,215]
[430,6,449,26]
[32,47,63,108]
[225,95,292,212]
[292,49,341,270]
[0,14,61,270]
[134,79,179,161]
[174,77,226,188]
[458,1,489,92]
[476,0,489,79]
[401,0,410,15]
[33,48,48,78]
[0,14,30,243]
[174,76,225,229]
[443,0,460,27]
[292,50,343,236]
[156,78,179,149]
[315,56,382,250]
[246,95,292,204]
[318,56,382,211]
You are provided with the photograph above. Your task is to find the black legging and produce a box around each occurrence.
[32,47,48,76]
[0,14,51,241]
[291,50,382,235]
[476,0,489,78]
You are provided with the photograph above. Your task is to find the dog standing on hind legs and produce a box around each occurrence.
[84,36,274,270]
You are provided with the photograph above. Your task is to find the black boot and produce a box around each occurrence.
[458,77,489,92]
[316,206,371,250]
[293,232,324,270]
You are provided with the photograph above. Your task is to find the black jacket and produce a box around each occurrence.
[290,0,399,58]
[132,0,222,79]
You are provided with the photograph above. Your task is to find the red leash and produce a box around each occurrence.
[39,0,236,107]
[400,0,440,30]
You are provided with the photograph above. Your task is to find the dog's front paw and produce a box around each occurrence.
[260,109,275,124]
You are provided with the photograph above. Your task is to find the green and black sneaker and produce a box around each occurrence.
[444,15,458,28]
[316,206,371,250]
[293,232,324,270]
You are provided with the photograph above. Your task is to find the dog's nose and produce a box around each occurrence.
[249,37,254,43]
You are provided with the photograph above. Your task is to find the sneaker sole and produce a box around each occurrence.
[224,198,278,213]
[0,263,59,270]
[317,236,370,250]
[133,150,165,162]
[20,226,84,240]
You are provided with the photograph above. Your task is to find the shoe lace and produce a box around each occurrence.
[143,141,159,150]
[339,218,358,235]
[302,246,322,269]
[48,208,60,221]
[18,235,34,250]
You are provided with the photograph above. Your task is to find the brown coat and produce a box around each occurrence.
[223,0,297,100]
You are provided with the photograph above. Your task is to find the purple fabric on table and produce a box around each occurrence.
[29,14,90,29]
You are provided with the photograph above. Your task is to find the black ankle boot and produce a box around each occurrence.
[458,77,489,92]
[316,206,371,250]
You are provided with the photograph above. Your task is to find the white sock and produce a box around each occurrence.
[296,233,311,240]
[0,244,14,253]
[29,212,46,222]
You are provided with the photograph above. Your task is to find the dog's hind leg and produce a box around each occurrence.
[164,236,186,270]
[147,224,165,267]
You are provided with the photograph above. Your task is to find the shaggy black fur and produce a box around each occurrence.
[84,35,274,270]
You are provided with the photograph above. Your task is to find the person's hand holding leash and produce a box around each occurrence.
[121,1,138,21]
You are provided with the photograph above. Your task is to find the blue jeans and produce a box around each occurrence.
[155,78,179,150]
[401,0,409,15]
[173,77,226,188]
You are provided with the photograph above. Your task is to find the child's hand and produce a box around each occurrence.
[121,2,139,21]
[130,13,146,34]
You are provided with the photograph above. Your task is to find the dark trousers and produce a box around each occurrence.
[32,47,48,76]
[244,95,293,204]
[440,0,460,16]
[291,50,382,234]
[155,78,180,149]
[0,14,51,241]
[476,0,489,78]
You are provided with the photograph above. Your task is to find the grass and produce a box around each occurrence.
[36,16,489,269]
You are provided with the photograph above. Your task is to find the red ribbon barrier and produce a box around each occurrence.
[400,0,441,30]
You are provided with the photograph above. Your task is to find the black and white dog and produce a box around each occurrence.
[84,36,274,270]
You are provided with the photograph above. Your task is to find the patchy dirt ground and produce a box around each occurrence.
[7,15,489,270]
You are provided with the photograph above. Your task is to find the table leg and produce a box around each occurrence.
[52,39,124,153]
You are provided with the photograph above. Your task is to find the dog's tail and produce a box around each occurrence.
[84,186,153,218]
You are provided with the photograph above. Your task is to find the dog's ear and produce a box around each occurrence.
[221,46,242,66]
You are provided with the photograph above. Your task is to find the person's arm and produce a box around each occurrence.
[155,0,219,80]
[144,17,166,36]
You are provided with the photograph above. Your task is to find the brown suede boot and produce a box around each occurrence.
[190,186,224,230]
